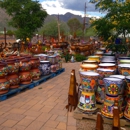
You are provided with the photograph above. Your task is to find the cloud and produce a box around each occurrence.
[40,0,105,18]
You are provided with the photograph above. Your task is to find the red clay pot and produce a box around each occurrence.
[31,68,41,81]
[0,63,8,78]
[30,57,40,69]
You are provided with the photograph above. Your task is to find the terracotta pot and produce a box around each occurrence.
[19,71,32,84]
[50,64,57,72]
[124,99,130,120]
[0,78,10,95]
[30,57,40,69]
[80,64,98,72]
[19,59,31,72]
[31,68,41,80]
[7,74,20,89]
[0,63,8,78]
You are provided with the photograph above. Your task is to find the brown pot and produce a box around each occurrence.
[0,78,10,95]
[0,63,8,78]
[31,68,41,81]
[19,71,32,84]
[7,74,20,89]
[30,57,40,69]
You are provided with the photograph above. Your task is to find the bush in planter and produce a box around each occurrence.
[75,54,86,62]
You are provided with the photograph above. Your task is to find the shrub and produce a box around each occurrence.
[75,54,86,62]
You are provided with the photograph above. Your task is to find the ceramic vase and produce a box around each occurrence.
[48,55,57,65]
[0,78,10,95]
[30,57,40,69]
[101,95,123,118]
[124,99,130,120]
[82,60,98,65]
[80,64,98,72]
[118,64,130,76]
[39,61,51,76]
[34,54,48,61]
[87,56,100,63]
[78,71,99,113]
[47,51,54,56]
[125,76,130,95]
[0,63,8,78]
[7,74,20,89]
[19,71,32,84]
[50,64,57,73]
[31,68,41,80]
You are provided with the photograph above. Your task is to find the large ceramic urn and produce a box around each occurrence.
[31,68,41,80]
[78,71,99,113]
[101,77,124,118]
[39,61,51,76]
[0,78,10,95]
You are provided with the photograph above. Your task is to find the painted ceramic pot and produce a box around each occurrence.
[109,75,125,95]
[99,47,106,53]
[78,89,97,113]
[50,64,57,73]
[0,63,8,78]
[19,71,32,84]
[124,99,130,120]
[103,77,123,97]
[0,78,10,95]
[34,54,48,61]
[56,63,60,71]
[118,57,130,60]
[101,95,123,118]
[7,74,20,89]
[6,61,19,74]
[118,64,130,76]
[119,60,130,64]
[87,56,100,63]
[125,76,130,95]
[101,56,115,61]
[58,61,62,69]
[79,71,99,91]
[80,64,98,72]
[48,55,57,65]
[47,51,54,56]
[31,68,41,80]
[82,60,98,65]
[39,61,51,76]
[54,54,61,63]
[95,51,104,58]
[30,57,40,69]
[19,59,31,72]
[98,63,116,71]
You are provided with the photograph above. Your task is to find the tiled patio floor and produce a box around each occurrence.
[0,62,81,130]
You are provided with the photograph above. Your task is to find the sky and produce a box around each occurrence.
[39,0,106,18]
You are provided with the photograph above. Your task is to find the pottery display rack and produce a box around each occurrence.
[0,68,65,101]
[73,105,130,129]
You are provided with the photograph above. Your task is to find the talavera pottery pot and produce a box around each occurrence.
[98,63,116,71]
[95,51,104,58]
[82,60,98,65]
[0,78,10,95]
[119,60,130,64]
[79,71,99,91]
[78,89,97,113]
[31,68,41,80]
[50,64,57,72]
[87,56,100,63]
[125,76,130,95]
[80,64,98,72]
[103,77,123,97]
[39,61,51,76]
[99,47,106,53]
[109,75,125,95]
[7,74,20,89]
[19,71,32,84]
[118,64,130,76]
[47,51,54,56]
[0,63,8,78]
[48,55,57,65]
[19,59,31,72]
[30,57,40,69]
[101,95,123,118]
[118,57,130,60]
[34,54,48,61]
[124,99,130,120]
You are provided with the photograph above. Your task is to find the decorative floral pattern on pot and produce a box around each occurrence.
[7,74,20,89]
[19,59,31,72]
[103,77,123,97]
[118,64,130,76]
[125,76,130,95]
[31,68,41,80]
[101,95,123,118]
[39,61,51,76]
[30,57,40,69]
[19,72,32,84]
[7,63,19,74]
[50,64,57,73]
[78,89,97,113]
[0,78,10,95]
[0,64,8,78]
[48,55,57,65]
[124,99,130,120]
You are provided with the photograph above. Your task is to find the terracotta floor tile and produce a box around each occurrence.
[0,126,4,130]
[25,120,44,130]
[40,126,57,130]
[0,118,7,125]
[17,118,33,127]
[2,127,16,130]
[50,115,58,121]
[55,116,67,123]
[67,125,76,130]
[56,122,66,130]
[13,124,26,130]
[0,106,12,113]
[67,116,76,126]
[24,116,36,121]
[44,120,59,128]
[1,119,18,127]
[23,110,42,117]
[9,108,26,114]
[49,109,67,116]
[40,106,54,113]
[29,103,44,111]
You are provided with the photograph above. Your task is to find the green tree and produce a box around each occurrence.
[0,0,48,42]
[40,19,70,37]
[67,18,82,35]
